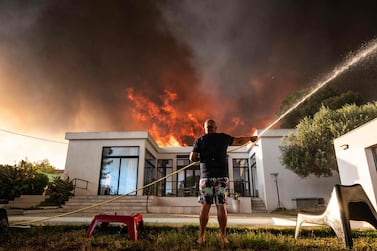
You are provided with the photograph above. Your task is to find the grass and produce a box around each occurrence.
[1,224,377,250]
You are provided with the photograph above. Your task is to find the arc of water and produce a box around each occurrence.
[258,39,377,138]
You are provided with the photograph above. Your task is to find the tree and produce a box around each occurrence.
[34,159,62,181]
[280,101,377,177]
[0,164,19,200]
[35,159,60,174]
[278,86,363,128]
[0,159,50,200]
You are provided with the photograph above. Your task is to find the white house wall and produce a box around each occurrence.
[65,131,149,196]
[252,136,266,208]
[334,118,377,210]
[65,139,101,195]
[255,129,340,212]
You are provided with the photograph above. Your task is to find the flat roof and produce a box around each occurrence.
[65,131,150,140]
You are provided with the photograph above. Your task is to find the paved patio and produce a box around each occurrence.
[7,211,375,229]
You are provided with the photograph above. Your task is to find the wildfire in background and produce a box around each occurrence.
[1,1,377,167]
[127,88,257,146]
[127,88,203,146]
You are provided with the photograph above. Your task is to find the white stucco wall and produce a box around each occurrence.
[255,129,340,211]
[334,118,377,210]
[65,131,152,195]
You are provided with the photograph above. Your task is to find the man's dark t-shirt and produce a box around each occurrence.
[192,133,234,178]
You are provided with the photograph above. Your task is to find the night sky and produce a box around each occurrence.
[1,0,377,167]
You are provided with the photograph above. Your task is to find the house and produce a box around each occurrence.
[334,118,377,210]
[252,129,339,211]
[64,129,339,213]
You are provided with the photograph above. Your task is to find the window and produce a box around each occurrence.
[232,158,251,197]
[250,153,258,197]
[99,147,139,195]
[157,159,173,196]
[143,150,156,195]
[177,155,200,197]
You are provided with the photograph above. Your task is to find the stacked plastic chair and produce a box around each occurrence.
[295,184,377,249]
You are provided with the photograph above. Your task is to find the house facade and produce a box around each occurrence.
[64,129,339,212]
[334,118,377,210]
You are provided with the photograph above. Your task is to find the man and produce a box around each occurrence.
[190,119,257,244]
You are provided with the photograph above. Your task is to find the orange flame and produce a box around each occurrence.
[249,127,257,136]
[127,88,258,146]
[127,88,204,146]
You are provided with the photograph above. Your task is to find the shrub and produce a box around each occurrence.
[0,161,49,200]
[22,172,49,195]
[43,177,74,206]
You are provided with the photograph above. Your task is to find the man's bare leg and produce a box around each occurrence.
[216,204,229,243]
[198,204,211,244]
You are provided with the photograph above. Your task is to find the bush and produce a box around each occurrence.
[22,172,49,195]
[43,177,74,206]
[0,161,49,200]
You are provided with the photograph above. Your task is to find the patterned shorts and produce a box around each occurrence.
[198,177,229,205]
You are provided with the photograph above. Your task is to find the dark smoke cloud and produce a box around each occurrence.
[1,0,377,145]
[0,0,205,138]
[162,0,377,134]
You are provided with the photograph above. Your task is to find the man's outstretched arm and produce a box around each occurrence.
[190,151,200,162]
[231,136,258,146]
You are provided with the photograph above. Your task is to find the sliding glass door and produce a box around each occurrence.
[99,147,139,195]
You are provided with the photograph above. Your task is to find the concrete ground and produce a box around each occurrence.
[6,209,375,229]
[8,213,296,227]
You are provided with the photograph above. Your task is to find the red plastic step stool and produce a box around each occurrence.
[86,212,144,241]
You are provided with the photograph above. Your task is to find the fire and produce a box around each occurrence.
[127,88,258,146]
[127,88,204,146]
[249,127,257,136]
[231,117,245,127]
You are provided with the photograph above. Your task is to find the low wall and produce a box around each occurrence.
[147,197,251,214]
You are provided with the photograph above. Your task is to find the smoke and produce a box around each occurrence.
[0,1,205,140]
[1,0,377,146]
[161,0,377,134]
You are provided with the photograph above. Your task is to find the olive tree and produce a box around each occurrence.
[280,101,377,177]
[278,86,362,128]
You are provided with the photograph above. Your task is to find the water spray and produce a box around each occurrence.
[258,38,377,138]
